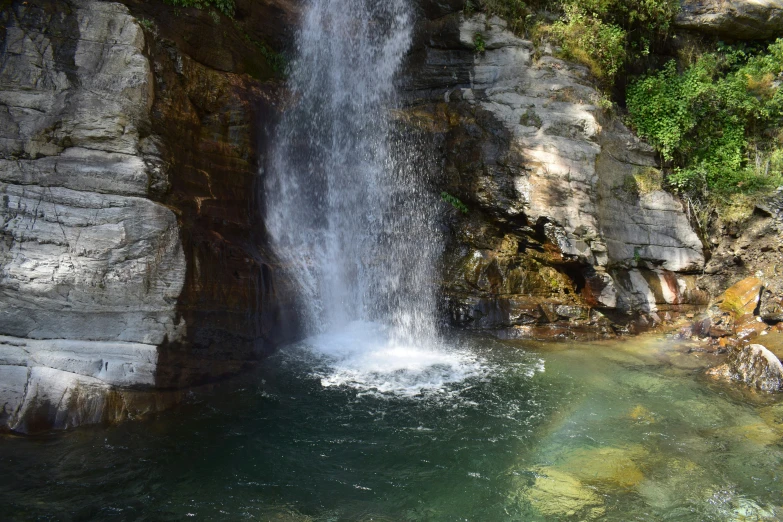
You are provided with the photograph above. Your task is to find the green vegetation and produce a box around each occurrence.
[441,192,470,214]
[473,32,486,53]
[164,0,235,18]
[475,0,679,86]
[472,0,782,223]
[258,43,287,75]
[623,167,663,196]
[519,108,543,127]
[627,40,783,217]
[549,3,627,83]
[238,26,287,75]
[138,18,157,33]
[480,0,531,34]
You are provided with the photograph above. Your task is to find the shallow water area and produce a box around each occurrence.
[2,333,783,521]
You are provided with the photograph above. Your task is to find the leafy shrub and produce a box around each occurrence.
[627,39,783,213]
[478,0,678,86]
[165,0,235,17]
[550,4,626,82]
[441,192,469,214]
[473,32,486,53]
[550,0,678,85]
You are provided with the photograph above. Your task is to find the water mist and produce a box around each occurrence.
[266,0,441,346]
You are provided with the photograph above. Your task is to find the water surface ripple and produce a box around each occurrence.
[2,335,782,521]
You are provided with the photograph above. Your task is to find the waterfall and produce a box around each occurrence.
[266,0,441,347]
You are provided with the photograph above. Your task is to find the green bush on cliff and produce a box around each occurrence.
[550,0,679,86]
[549,4,626,82]
[475,0,679,86]
[627,39,783,211]
[480,0,531,34]
[165,0,235,17]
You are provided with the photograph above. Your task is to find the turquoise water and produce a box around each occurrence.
[2,331,782,521]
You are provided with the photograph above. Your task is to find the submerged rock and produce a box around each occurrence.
[628,405,657,424]
[554,445,648,490]
[759,401,783,436]
[721,422,781,446]
[521,467,606,520]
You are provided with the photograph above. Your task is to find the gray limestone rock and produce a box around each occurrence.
[0,0,185,431]
[714,343,783,392]
[676,0,783,40]
[402,13,708,333]
[447,15,705,316]
[0,334,163,431]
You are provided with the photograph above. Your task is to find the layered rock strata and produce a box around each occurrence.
[401,14,708,339]
[676,0,783,40]
[0,0,298,432]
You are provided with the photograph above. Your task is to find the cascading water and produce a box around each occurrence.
[266,0,483,394]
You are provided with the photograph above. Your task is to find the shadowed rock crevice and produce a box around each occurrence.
[139,33,302,389]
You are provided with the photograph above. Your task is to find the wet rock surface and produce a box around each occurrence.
[2,0,782,432]
[678,276,783,393]
[519,467,606,520]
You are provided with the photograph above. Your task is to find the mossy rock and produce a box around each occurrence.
[716,277,762,318]
[554,445,649,490]
[520,467,606,520]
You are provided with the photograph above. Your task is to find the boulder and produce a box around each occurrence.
[714,277,763,317]
[676,0,783,40]
[708,344,783,392]
[519,467,606,520]
[734,314,768,341]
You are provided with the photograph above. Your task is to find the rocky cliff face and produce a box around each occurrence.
[0,0,299,432]
[676,0,783,39]
[698,192,783,324]
[401,13,709,339]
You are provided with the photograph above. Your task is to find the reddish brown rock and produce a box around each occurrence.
[734,314,769,342]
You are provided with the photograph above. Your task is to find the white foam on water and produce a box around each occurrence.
[287,321,490,397]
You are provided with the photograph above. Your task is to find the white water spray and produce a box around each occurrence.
[265,0,464,392]
[266,0,441,347]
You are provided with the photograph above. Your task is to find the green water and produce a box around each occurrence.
[2,333,782,521]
